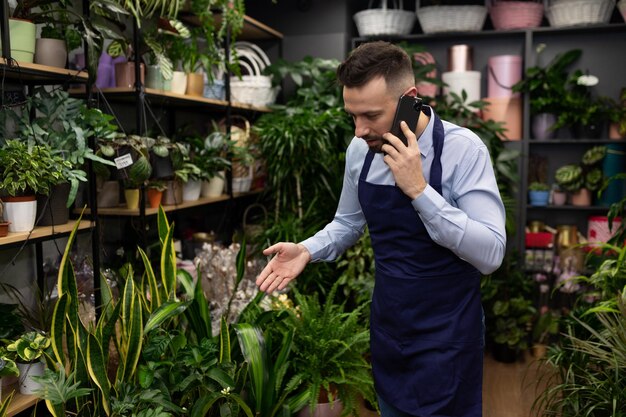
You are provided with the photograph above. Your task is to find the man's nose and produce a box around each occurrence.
[354,118,370,138]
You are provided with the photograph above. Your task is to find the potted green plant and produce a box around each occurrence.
[528,181,550,206]
[531,310,560,358]
[34,14,82,68]
[553,71,611,139]
[0,347,20,402]
[1,87,117,222]
[146,180,167,208]
[512,47,582,139]
[555,145,607,206]
[0,140,69,232]
[187,128,232,198]
[6,331,50,395]
[282,283,376,416]
[607,87,626,139]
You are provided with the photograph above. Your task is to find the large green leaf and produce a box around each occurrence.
[138,247,161,310]
[184,270,212,341]
[87,333,111,415]
[144,300,191,334]
[160,218,177,300]
[50,293,69,366]
[235,323,267,413]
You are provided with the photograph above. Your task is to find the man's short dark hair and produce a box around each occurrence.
[337,41,415,92]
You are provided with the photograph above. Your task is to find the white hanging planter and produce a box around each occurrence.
[16,361,45,395]
[2,196,37,232]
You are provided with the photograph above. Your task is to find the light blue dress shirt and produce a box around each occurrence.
[300,108,507,275]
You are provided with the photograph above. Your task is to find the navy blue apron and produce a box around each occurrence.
[358,109,483,417]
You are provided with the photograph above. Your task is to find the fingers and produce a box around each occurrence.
[400,121,418,146]
[257,268,290,293]
[262,242,282,256]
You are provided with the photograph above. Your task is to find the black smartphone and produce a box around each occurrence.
[389,95,423,147]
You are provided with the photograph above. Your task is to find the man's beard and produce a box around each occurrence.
[363,134,384,153]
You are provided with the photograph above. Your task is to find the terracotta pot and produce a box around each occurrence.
[186,72,204,96]
[34,38,67,68]
[552,190,567,206]
[609,122,626,140]
[115,62,145,88]
[147,189,163,208]
[0,221,9,237]
[570,188,592,206]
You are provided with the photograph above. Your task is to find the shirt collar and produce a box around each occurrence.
[417,105,435,158]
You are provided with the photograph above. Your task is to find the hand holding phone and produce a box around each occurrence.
[389,95,423,147]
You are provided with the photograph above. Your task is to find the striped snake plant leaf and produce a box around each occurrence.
[50,293,69,366]
[157,206,169,245]
[161,217,177,300]
[87,333,111,416]
[177,269,195,298]
[57,215,82,297]
[117,277,143,382]
[138,247,161,311]
[0,392,14,417]
[144,300,191,334]
[220,317,231,365]
[184,269,212,341]
[95,299,122,367]
[234,323,267,413]
[235,237,247,287]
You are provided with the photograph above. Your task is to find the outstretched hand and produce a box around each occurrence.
[256,242,311,293]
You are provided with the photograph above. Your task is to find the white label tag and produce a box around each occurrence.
[114,153,133,170]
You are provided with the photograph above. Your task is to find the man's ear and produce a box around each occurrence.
[404,86,418,98]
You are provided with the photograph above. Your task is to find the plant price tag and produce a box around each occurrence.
[114,153,133,170]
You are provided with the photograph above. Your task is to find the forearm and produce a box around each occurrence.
[300,217,365,262]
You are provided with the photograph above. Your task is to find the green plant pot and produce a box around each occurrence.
[0,19,37,63]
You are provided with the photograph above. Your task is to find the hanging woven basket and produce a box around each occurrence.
[416,0,488,34]
[545,0,615,27]
[354,0,416,37]
[488,0,544,30]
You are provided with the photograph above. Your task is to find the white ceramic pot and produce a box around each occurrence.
[182,180,202,202]
[171,71,187,95]
[35,38,67,68]
[17,361,45,395]
[2,196,37,232]
[201,173,225,197]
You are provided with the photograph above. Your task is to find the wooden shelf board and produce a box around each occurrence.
[0,59,88,81]
[4,384,38,417]
[0,220,93,247]
[77,190,262,217]
[179,13,283,40]
[241,15,283,40]
[69,87,271,112]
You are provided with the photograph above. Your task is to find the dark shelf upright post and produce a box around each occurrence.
[0,0,10,60]
[82,0,103,318]
[132,17,147,250]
